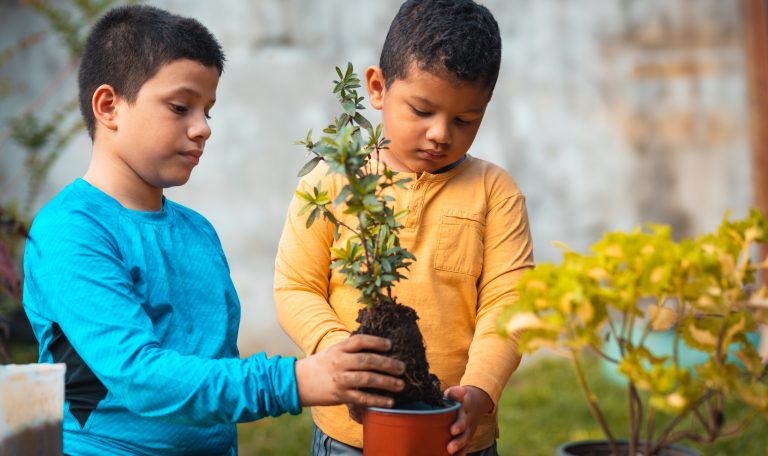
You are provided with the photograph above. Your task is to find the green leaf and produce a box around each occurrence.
[297,203,313,216]
[295,190,313,202]
[297,156,324,177]
[342,99,356,116]
[306,207,319,228]
[352,112,373,133]
[334,185,352,207]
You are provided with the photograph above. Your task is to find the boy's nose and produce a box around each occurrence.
[189,116,212,142]
[425,120,451,146]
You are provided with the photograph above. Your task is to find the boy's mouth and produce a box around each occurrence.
[416,150,445,160]
[180,150,202,165]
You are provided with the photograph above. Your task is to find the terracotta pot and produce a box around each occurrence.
[363,399,461,456]
[556,439,701,456]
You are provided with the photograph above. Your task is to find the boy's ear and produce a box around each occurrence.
[92,84,120,132]
[365,66,386,110]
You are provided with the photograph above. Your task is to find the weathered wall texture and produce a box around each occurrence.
[0,0,755,355]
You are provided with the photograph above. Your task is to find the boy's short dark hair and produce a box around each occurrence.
[379,0,501,92]
[78,5,225,138]
[379,0,501,91]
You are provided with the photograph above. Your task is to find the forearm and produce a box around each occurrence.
[461,193,533,407]
[461,302,522,410]
[62,316,301,424]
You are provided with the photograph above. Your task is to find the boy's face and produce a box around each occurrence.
[366,62,490,174]
[110,58,219,190]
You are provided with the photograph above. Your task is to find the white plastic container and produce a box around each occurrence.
[0,363,65,456]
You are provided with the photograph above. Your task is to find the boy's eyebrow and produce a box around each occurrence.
[166,86,216,104]
[409,95,485,113]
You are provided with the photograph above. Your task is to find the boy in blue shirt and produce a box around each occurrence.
[22,5,405,455]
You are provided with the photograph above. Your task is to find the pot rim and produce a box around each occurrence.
[367,398,461,415]
[557,439,701,455]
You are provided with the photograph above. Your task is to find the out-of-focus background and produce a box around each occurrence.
[2,1,767,454]
[2,0,762,357]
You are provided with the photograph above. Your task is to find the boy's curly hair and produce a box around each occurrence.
[379,0,501,92]
[78,5,225,139]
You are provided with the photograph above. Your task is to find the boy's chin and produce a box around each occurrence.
[156,173,193,189]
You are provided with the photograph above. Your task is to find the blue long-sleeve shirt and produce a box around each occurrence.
[23,178,301,455]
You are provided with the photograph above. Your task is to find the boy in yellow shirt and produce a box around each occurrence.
[274,0,534,454]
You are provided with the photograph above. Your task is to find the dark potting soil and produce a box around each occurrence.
[0,421,62,456]
[352,300,443,407]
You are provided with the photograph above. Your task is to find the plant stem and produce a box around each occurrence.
[589,346,620,364]
[628,385,636,456]
[654,391,712,451]
[692,405,713,435]
[628,384,643,456]
[645,407,656,456]
[320,207,359,237]
[570,349,619,455]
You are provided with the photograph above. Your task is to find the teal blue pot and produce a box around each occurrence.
[556,439,701,456]
[600,326,761,384]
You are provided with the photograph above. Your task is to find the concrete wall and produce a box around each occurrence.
[0,0,754,355]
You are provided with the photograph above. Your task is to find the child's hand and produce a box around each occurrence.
[444,385,493,455]
[295,334,405,407]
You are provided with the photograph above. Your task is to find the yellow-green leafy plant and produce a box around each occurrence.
[500,209,768,455]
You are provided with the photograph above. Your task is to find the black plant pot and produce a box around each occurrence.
[556,440,701,456]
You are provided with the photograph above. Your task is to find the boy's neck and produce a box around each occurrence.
[83,147,164,212]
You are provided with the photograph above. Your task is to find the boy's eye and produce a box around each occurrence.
[170,104,188,114]
[411,106,431,117]
[204,111,212,120]
[454,118,473,126]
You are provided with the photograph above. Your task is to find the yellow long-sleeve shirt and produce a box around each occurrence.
[274,155,534,452]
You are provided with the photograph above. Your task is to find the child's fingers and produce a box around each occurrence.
[449,407,467,436]
[344,351,405,375]
[444,385,466,404]
[344,389,396,409]
[343,334,393,353]
[444,386,469,438]
[447,426,470,455]
[336,369,405,393]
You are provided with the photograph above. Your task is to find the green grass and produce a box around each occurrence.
[237,355,768,455]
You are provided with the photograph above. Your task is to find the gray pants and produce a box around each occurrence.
[311,423,499,456]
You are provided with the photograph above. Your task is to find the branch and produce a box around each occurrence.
[645,408,656,456]
[570,349,619,455]
[628,384,643,455]
[321,206,359,238]
[654,391,713,450]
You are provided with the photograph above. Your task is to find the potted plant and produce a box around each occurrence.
[499,209,768,455]
[294,63,459,455]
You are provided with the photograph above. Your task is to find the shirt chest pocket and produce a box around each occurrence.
[434,209,485,277]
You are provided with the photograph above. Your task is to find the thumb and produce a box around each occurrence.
[444,385,466,403]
